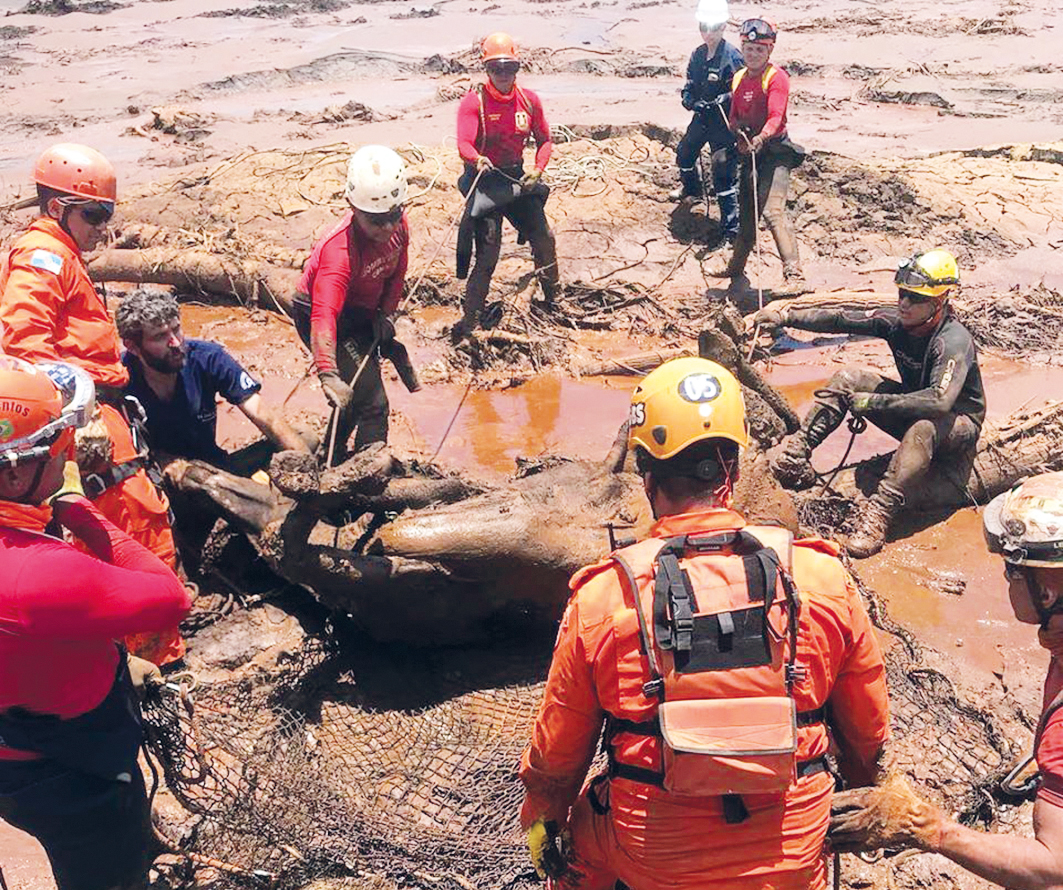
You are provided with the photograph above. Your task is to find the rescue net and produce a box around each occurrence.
[142,568,1035,890]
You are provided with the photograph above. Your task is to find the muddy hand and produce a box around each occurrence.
[753,306,788,334]
[319,372,355,412]
[829,776,944,853]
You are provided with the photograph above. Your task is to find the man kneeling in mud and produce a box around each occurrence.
[755,248,984,558]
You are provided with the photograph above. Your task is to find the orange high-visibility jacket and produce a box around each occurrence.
[0,217,128,389]
[520,508,890,888]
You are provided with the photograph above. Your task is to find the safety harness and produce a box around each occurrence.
[82,387,164,501]
[603,528,827,823]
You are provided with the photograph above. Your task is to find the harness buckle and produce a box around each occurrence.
[642,678,664,699]
[786,663,808,684]
[81,472,109,501]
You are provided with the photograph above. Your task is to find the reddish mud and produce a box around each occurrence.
[0,823,52,890]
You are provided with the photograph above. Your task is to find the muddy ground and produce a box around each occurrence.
[2,0,1063,886]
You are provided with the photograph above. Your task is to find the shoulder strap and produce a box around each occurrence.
[612,549,667,700]
[1035,685,1063,754]
[475,83,487,154]
[761,64,778,90]
[732,67,747,91]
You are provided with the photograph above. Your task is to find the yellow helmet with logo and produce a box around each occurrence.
[893,249,959,300]
[629,357,748,461]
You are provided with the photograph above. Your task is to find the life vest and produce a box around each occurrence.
[602,525,827,822]
[731,64,778,94]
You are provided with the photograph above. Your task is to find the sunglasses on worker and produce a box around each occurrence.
[897,289,934,305]
[740,18,776,41]
[485,59,520,76]
[362,205,404,227]
[77,201,115,226]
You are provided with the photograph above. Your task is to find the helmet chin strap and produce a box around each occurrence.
[2,458,51,506]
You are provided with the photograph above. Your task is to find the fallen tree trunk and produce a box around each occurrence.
[811,400,1063,511]
[576,349,691,377]
[88,247,301,313]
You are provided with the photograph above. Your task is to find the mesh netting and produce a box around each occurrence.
[143,569,1034,890]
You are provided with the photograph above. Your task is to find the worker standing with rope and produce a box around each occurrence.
[520,357,890,890]
[0,357,190,890]
[708,19,810,298]
[830,471,1063,885]
[755,249,984,558]
[669,0,743,248]
[453,32,559,340]
[292,145,412,463]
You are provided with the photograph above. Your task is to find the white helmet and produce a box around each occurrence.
[984,472,1063,567]
[695,0,728,28]
[344,145,407,214]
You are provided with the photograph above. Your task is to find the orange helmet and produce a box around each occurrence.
[0,358,95,469]
[33,143,117,204]
[481,32,518,63]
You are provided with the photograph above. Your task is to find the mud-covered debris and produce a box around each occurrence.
[149,106,214,142]
[867,89,953,109]
[956,285,1063,357]
[390,4,437,18]
[290,99,376,125]
[0,24,36,37]
[12,0,125,12]
[200,0,348,17]
[928,569,967,596]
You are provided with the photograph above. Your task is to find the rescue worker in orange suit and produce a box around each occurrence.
[830,471,1063,887]
[519,356,891,890]
[453,32,559,339]
[0,357,191,890]
[708,19,810,298]
[292,145,411,461]
[0,143,183,666]
[755,249,984,559]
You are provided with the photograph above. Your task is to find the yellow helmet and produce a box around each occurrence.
[893,249,959,300]
[629,357,748,461]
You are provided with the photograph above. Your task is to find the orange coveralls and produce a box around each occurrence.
[520,508,890,890]
[0,217,183,665]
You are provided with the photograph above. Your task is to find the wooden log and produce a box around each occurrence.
[743,290,895,324]
[577,348,691,377]
[88,247,301,314]
[814,400,1063,511]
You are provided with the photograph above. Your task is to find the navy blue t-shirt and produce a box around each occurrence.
[123,339,261,463]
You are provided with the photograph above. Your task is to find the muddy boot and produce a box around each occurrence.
[847,484,904,559]
[773,265,812,298]
[669,166,703,202]
[530,230,560,305]
[772,403,844,490]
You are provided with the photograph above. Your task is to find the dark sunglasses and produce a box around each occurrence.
[897,288,934,305]
[486,59,520,75]
[78,202,114,226]
[740,18,776,41]
[362,206,404,227]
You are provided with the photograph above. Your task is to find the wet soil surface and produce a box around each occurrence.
[2,0,1063,886]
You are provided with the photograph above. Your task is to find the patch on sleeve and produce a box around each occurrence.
[239,371,258,391]
[29,249,63,275]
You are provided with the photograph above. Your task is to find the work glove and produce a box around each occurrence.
[371,311,396,344]
[829,776,945,853]
[127,653,163,697]
[521,168,543,191]
[738,132,765,155]
[319,371,355,413]
[849,392,876,415]
[753,306,788,333]
[75,404,113,472]
[692,100,712,115]
[527,819,568,880]
[681,93,696,112]
[475,155,494,172]
[48,460,86,505]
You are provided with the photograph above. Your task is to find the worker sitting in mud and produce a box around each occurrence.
[116,289,314,477]
[0,357,191,890]
[520,357,890,890]
[453,32,558,340]
[755,248,985,558]
[669,0,743,246]
[291,145,412,463]
[708,18,810,298]
[830,470,1063,884]
[0,142,183,667]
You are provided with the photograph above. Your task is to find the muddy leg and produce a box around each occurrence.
[336,334,389,455]
[760,157,809,296]
[460,214,502,334]
[527,224,560,304]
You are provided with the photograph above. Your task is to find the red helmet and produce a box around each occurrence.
[0,358,95,469]
[33,143,117,204]
[740,17,777,44]
[481,32,518,62]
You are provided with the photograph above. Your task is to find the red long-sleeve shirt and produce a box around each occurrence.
[298,211,409,374]
[456,82,552,170]
[0,497,191,760]
[729,63,789,142]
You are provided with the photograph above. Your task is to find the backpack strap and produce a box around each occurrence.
[613,550,667,700]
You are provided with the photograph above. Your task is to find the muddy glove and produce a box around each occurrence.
[753,306,788,333]
[127,654,163,697]
[372,311,396,345]
[475,155,494,172]
[692,100,712,115]
[849,392,876,415]
[521,168,543,191]
[319,371,355,413]
[829,776,944,853]
[75,404,113,473]
[527,819,567,880]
